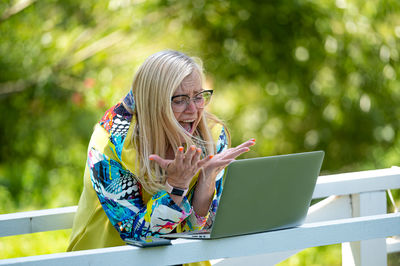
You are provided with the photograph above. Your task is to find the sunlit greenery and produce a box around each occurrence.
[0,230,71,258]
[1,0,399,263]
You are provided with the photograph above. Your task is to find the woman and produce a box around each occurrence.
[67,50,255,258]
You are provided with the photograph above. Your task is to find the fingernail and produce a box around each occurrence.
[209,155,214,159]
[149,157,154,161]
[190,146,196,151]
[179,147,184,152]
[246,147,250,151]
[197,148,202,153]
[251,138,256,142]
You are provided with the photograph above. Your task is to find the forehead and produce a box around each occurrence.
[173,71,202,96]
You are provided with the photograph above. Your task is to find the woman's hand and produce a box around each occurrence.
[199,138,256,184]
[149,145,204,189]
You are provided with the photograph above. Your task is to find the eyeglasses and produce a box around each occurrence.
[171,90,213,112]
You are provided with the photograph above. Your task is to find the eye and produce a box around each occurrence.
[193,95,204,102]
[172,96,187,105]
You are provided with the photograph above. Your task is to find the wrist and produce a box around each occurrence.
[196,173,216,195]
[198,169,217,185]
[165,180,189,197]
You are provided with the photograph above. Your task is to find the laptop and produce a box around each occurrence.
[161,151,324,239]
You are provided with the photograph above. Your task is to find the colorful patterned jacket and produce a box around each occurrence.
[67,91,228,251]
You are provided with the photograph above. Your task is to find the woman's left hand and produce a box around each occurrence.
[198,138,256,185]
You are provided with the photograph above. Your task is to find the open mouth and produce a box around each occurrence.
[179,120,195,134]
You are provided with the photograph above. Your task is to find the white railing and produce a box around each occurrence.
[1,167,400,266]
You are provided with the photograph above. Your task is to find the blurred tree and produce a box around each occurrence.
[0,0,399,211]
[1,0,399,263]
[156,0,400,174]
[0,0,160,210]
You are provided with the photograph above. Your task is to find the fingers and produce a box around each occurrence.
[184,145,197,165]
[149,154,171,169]
[197,154,214,168]
[196,138,256,182]
[225,146,251,159]
[211,158,235,169]
[234,138,256,150]
[221,138,255,159]
[191,147,202,165]
[149,139,253,177]
[175,146,185,164]
[151,145,203,169]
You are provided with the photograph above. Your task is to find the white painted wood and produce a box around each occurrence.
[342,191,388,266]
[313,167,400,199]
[306,195,353,223]
[0,206,77,237]
[213,195,354,266]
[1,213,399,266]
[387,236,400,253]
[211,250,303,266]
[352,191,387,216]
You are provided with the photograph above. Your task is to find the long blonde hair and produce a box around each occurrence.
[130,50,229,194]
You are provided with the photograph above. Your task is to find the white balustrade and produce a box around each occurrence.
[1,167,399,266]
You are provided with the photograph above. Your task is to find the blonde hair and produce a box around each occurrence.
[131,50,229,194]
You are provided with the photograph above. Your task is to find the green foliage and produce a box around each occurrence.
[277,244,341,266]
[0,0,167,210]
[0,230,71,259]
[0,0,399,263]
[160,0,400,173]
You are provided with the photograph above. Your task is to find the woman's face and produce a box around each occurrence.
[172,71,204,135]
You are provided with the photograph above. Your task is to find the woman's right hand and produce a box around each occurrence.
[149,145,204,189]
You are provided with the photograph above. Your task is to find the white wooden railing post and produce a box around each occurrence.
[342,191,388,266]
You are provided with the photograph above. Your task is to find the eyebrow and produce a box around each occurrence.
[171,94,189,98]
[171,90,204,98]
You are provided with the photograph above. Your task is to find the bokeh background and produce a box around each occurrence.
[0,0,399,264]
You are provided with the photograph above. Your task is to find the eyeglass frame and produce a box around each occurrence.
[170,90,213,112]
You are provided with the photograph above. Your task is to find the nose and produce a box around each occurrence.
[185,100,197,112]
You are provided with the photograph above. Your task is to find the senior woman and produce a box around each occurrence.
[67,51,255,263]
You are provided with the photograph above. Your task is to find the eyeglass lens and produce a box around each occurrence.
[171,90,212,112]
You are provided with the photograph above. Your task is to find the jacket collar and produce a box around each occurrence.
[122,90,135,113]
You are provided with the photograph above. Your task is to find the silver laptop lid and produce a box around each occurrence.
[210,151,324,238]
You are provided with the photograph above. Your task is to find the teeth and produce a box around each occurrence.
[181,120,195,123]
